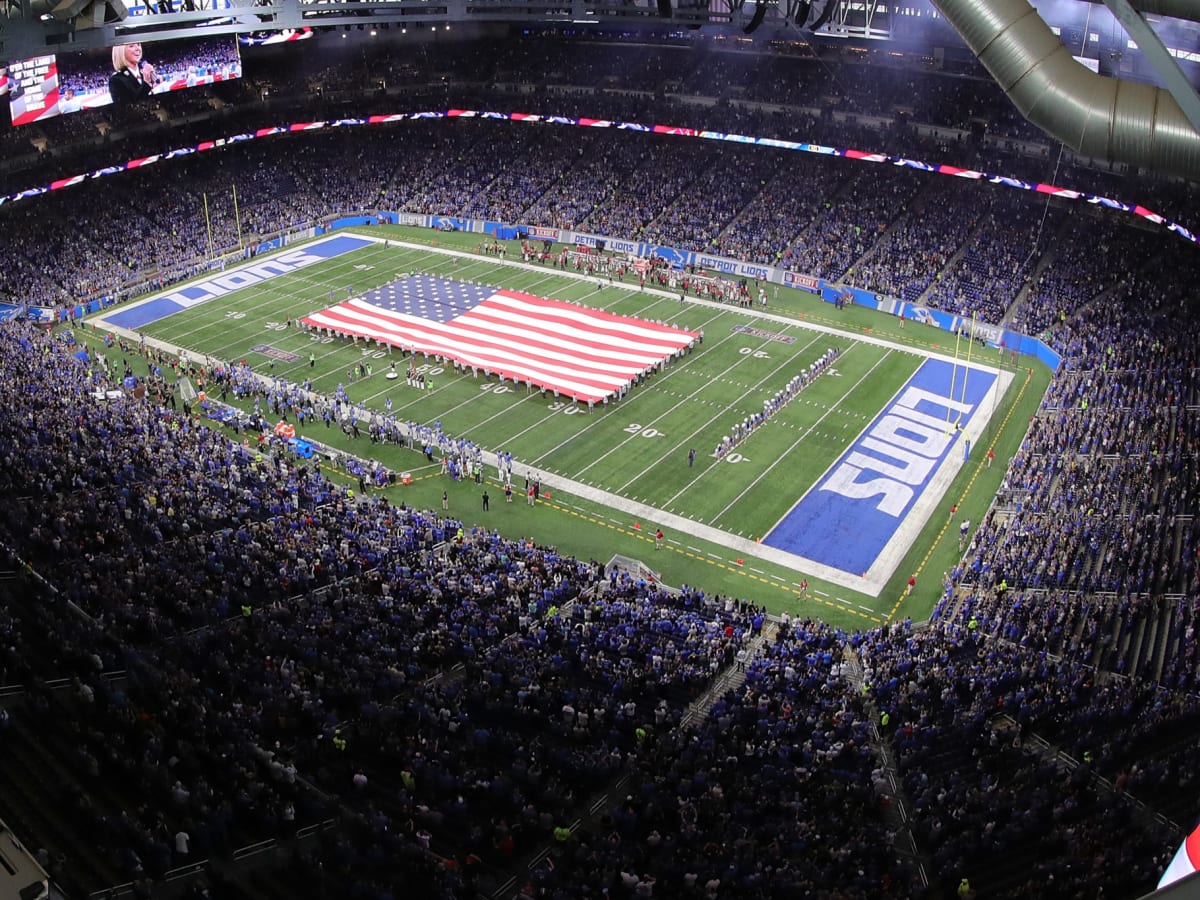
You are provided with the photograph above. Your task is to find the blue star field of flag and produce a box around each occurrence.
[361,275,495,324]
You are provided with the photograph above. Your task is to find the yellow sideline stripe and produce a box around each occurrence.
[887,367,1033,623]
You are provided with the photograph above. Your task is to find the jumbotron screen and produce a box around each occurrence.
[6,35,242,127]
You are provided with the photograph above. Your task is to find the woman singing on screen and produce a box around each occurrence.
[109,43,160,105]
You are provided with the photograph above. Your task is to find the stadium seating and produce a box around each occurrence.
[1,32,1198,900]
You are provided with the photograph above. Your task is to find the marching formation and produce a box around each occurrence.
[714,347,840,459]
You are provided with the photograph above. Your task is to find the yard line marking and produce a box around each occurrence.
[477,310,733,454]
[504,308,735,467]
[614,329,827,494]
[707,343,886,524]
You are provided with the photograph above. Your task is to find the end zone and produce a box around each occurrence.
[93,234,375,331]
[763,357,1011,595]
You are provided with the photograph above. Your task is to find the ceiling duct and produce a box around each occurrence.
[27,0,127,26]
[1107,0,1200,22]
[743,1,767,33]
[932,0,1200,181]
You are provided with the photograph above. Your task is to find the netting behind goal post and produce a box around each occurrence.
[604,554,680,596]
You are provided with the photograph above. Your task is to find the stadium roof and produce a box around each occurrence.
[3,0,1199,179]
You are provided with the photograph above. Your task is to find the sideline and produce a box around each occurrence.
[88,232,1015,598]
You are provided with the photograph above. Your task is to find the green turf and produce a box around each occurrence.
[82,225,1054,629]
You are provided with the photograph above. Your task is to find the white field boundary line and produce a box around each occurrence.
[93,232,1016,598]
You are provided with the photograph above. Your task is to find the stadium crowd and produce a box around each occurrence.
[0,27,1197,900]
[5,32,1196,326]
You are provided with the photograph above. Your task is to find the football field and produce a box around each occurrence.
[88,227,1038,625]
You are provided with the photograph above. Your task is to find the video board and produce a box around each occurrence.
[7,35,242,126]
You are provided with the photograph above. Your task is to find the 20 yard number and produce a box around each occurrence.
[624,424,665,438]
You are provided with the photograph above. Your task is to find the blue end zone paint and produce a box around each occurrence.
[104,235,373,330]
[763,358,997,576]
[106,298,184,329]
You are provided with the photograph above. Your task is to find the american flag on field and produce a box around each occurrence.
[301,275,698,403]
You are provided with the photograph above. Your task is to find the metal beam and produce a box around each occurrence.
[2,0,757,62]
[1103,0,1200,135]
[1085,0,1200,23]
